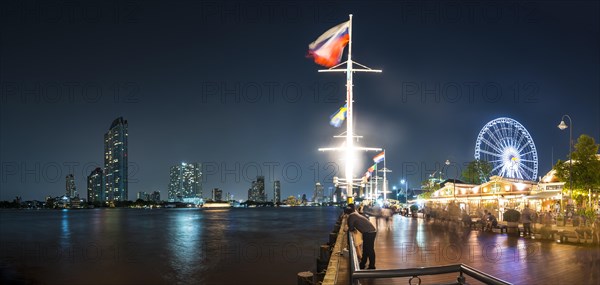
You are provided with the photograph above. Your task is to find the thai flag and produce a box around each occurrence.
[373,151,385,164]
[308,21,350,67]
[329,103,348,127]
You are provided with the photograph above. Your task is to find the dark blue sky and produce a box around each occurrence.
[1,1,599,201]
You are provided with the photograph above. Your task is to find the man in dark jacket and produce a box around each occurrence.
[346,206,377,269]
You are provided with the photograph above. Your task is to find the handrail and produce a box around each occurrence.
[347,231,512,285]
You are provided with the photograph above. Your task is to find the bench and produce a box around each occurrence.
[560,228,594,244]
[559,230,580,243]
[532,226,558,240]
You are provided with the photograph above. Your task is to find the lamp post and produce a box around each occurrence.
[557,115,572,219]
[379,167,392,202]
[401,179,408,204]
[445,160,456,201]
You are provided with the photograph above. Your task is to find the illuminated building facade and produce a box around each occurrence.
[273,180,281,203]
[65,174,77,198]
[313,182,324,203]
[87,167,104,202]
[212,188,223,201]
[248,176,266,202]
[104,117,128,201]
[168,162,202,202]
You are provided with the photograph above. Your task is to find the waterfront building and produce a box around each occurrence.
[104,117,128,202]
[313,182,324,203]
[65,174,76,198]
[334,186,342,203]
[212,188,223,201]
[273,180,281,203]
[248,176,266,202]
[87,167,104,203]
[70,196,82,208]
[137,191,149,201]
[150,191,161,202]
[426,176,542,220]
[168,162,202,202]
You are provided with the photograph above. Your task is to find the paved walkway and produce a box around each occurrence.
[359,215,600,285]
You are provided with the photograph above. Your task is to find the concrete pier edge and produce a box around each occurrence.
[322,216,349,285]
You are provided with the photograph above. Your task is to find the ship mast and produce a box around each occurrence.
[318,14,382,202]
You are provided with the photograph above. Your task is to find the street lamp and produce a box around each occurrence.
[558,115,572,219]
[445,160,456,200]
[401,179,408,204]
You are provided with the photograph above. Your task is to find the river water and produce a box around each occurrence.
[0,207,341,285]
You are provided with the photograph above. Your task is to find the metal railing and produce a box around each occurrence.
[348,232,512,285]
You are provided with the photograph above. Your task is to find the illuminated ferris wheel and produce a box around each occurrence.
[475,117,538,181]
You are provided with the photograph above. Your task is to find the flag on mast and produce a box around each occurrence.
[329,104,348,127]
[307,21,350,67]
[373,151,385,164]
[367,164,376,173]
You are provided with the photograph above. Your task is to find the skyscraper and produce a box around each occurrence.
[104,117,128,201]
[257,176,265,202]
[212,188,223,201]
[313,182,324,203]
[247,176,266,202]
[168,162,202,202]
[87,167,104,203]
[65,174,76,198]
[273,180,281,203]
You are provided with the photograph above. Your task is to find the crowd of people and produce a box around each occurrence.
[342,201,599,272]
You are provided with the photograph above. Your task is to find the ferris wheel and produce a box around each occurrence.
[474,117,538,181]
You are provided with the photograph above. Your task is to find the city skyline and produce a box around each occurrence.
[1,1,598,201]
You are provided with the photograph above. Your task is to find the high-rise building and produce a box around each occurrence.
[273,180,281,203]
[212,188,223,201]
[65,174,76,198]
[334,186,342,203]
[137,191,149,201]
[87,168,104,203]
[326,186,334,203]
[150,191,161,203]
[168,162,202,202]
[104,117,128,201]
[247,176,266,202]
[257,176,265,202]
[313,182,324,203]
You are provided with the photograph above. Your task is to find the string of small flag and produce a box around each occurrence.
[308,20,385,186]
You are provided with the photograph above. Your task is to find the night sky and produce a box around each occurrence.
[1,1,599,201]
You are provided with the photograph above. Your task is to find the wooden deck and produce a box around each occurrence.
[356,215,600,285]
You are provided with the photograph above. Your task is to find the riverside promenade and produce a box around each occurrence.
[330,214,600,285]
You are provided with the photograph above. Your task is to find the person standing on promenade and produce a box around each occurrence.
[345,206,377,269]
[485,211,498,232]
[521,205,533,237]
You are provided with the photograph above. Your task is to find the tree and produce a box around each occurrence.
[283,196,299,206]
[554,134,600,206]
[461,160,493,184]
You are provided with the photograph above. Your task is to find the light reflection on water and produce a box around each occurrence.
[383,217,600,284]
[0,207,340,285]
[60,209,70,249]
[166,210,203,284]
